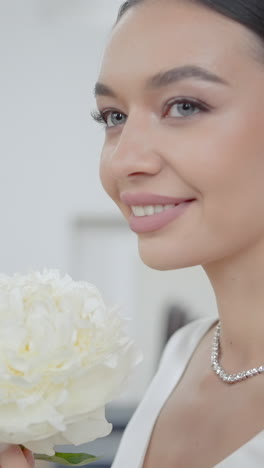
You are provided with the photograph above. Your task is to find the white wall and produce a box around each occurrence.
[0,0,217,406]
[0,0,121,273]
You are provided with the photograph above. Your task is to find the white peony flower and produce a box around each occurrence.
[0,269,142,456]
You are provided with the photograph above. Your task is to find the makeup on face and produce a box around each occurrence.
[94,1,264,271]
[120,192,196,233]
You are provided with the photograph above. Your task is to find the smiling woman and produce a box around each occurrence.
[90,1,264,467]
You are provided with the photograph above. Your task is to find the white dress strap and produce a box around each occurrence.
[111,317,216,468]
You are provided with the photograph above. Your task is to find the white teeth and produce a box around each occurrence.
[154,205,164,214]
[132,206,145,217]
[144,205,155,216]
[131,204,176,217]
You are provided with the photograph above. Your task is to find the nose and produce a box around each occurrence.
[103,112,163,180]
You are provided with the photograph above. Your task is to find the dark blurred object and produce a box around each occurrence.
[164,303,191,346]
[156,302,192,368]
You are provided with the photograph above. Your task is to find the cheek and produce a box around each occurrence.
[169,108,264,201]
[204,114,264,201]
[99,154,109,193]
[160,111,264,253]
[99,147,126,215]
[190,112,264,241]
[99,149,115,199]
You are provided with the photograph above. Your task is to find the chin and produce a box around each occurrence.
[138,244,201,271]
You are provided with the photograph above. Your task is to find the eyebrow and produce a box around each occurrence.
[94,64,230,97]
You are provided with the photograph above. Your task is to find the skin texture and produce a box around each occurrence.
[94,2,264,466]
[98,0,264,272]
[96,0,264,365]
[0,445,34,468]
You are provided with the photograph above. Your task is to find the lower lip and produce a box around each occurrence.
[129,200,194,233]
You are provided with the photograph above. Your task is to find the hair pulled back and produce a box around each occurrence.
[117,0,264,45]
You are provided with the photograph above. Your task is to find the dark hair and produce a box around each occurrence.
[117,0,264,45]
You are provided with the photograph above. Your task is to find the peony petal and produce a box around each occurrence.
[62,407,112,445]
[0,269,141,456]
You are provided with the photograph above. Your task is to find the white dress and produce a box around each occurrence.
[111,317,264,467]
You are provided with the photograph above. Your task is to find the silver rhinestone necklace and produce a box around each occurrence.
[211,322,264,384]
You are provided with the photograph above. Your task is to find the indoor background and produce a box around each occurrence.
[0,1,217,466]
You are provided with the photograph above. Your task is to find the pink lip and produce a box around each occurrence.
[120,192,194,206]
[120,192,196,234]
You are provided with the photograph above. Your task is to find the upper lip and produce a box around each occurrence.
[120,192,195,206]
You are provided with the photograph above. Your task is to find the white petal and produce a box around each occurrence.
[23,438,56,456]
[63,407,112,444]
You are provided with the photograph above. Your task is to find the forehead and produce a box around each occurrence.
[99,1,258,87]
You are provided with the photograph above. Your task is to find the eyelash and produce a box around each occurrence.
[91,109,109,125]
[91,97,210,129]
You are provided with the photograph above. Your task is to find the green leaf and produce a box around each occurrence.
[33,451,102,466]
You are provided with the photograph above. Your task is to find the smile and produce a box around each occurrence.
[129,200,195,233]
[131,204,176,217]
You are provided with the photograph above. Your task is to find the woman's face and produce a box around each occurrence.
[95,0,264,270]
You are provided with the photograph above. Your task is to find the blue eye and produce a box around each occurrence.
[165,98,208,119]
[106,111,126,128]
[91,109,126,128]
[169,102,200,117]
[91,97,209,129]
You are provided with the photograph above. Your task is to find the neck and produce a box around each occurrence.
[203,241,264,372]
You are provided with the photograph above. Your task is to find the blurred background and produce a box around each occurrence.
[0,0,218,466]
